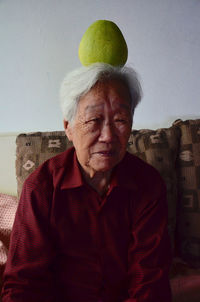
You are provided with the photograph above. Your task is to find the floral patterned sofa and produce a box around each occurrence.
[1,118,200,302]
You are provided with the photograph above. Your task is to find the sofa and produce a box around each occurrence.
[1,118,200,301]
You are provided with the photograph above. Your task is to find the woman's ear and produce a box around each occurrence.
[63,120,73,141]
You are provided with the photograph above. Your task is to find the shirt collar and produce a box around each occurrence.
[60,148,138,192]
[109,152,138,192]
[60,149,84,189]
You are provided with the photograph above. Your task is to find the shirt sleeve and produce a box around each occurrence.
[1,180,56,302]
[124,178,172,302]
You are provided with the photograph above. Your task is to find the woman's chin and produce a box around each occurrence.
[90,159,117,173]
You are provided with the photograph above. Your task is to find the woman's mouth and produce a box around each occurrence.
[94,150,115,157]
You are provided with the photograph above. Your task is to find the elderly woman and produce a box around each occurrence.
[2,63,172,302]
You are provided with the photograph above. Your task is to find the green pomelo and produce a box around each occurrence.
[78,20,128,66]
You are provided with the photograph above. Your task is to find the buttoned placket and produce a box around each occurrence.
[86,185,113,302]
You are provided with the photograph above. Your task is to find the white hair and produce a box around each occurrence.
[60,63,142,124]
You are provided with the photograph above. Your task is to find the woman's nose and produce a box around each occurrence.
[99,122,115,143]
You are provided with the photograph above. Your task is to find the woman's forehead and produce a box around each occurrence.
[84,103,131,114]
[78,80,131,112]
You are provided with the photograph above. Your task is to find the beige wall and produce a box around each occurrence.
[0,134,18,196]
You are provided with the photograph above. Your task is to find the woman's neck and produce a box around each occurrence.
[82,169,112,197]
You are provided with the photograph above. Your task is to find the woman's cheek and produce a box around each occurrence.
[117,125,131,136]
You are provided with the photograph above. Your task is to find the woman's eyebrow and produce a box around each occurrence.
[84,104,104,113]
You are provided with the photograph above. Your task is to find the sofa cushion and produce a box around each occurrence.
[174,119,200,268]
[170,257,200,302]
[127,126,181,253]
[0,193,18,293]
[171,273,200,302]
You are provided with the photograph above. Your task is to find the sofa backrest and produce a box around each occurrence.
[173,119,200,268]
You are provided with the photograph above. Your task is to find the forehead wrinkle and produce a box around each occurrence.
[84,102,131,116]
[84,103,104,113]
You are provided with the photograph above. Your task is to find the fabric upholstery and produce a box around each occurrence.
[0,193,18,292]
[127,126,181,252]
[174,119,200,267]
[170,257,200,302]
[16,131,73,198]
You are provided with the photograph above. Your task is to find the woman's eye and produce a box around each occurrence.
[90,118,100,123]
[85,118,101,124]
[115,119,127,124]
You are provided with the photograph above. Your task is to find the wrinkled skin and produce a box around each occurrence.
[64,79,133,195]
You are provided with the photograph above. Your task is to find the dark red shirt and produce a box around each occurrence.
[2,147,172,302]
